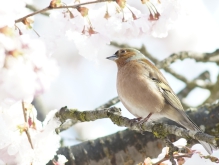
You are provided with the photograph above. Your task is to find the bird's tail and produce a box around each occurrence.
[173,108,216,154]
[163,107,216,154]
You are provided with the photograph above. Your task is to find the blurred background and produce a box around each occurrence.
[27,0,219,146]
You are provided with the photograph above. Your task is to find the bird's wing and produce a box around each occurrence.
[139,59,184,110]
[155,80,184,110]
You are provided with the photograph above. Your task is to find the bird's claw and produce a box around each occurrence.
[130,117,142,126]
[136,113,153,135]
[138,120,145,135]
[129,117,145,134]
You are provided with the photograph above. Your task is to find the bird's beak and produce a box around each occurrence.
[106,54,118,61]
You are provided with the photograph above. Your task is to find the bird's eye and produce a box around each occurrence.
[120,50,126,54]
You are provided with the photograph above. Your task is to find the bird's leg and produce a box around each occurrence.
[137,113,153,134]
[130,117,142,127]
[130,117,142,122]
[139,113,153,125]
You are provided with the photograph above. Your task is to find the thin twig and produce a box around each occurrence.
[177,71,210,102]
[153,153,193,165]
[157,49,219,68]
[21,102,34,149]
[26,4,50,16]
[164,67,214,89]
[15,0,114,23]
[22,101,27,122]
[164,137,178,165]
[95,96,120,110]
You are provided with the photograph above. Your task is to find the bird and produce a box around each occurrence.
[106,48,215,154]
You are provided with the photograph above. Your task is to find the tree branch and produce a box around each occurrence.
[26,4,50,16]
[157,49,219,68]
[22,102,34,149]
[15,0,114,23]
[55,106,121,133]
[49,99,219,165]
[95,96,120,110]
[152,153,193,165]
[55,106,217,146]
[205,75,219,104]
[177,71,211,100]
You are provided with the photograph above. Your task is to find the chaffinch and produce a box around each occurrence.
[107,48,215,154]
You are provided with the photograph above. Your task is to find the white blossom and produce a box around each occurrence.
[150,138,218,165]
[184,153,218,165]
[0,0,26,28]
[0,102,62,165]
[48,0,183,60]
[0,27,59,104]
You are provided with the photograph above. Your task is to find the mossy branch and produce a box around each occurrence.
[55,105,218,146]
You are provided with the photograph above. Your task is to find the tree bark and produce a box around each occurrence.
[48,99,219,165]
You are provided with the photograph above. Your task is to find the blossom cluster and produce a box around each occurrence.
[48,0,183,60]
[143,138,219,165]
[0,0,63,164]
[0,26,58,104]
[0,103,64,165]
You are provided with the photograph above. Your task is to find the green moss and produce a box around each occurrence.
[67,109,77,119]
[79,111,87,122]
[69,108,77,114]
[152,123,168,138]
[108,113,122,126]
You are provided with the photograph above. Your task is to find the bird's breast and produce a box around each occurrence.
[117,63,165,118]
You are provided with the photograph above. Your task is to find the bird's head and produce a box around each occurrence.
[106,48,145,67]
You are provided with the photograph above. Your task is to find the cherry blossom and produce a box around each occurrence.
[0,26,58,104]
[0,102,64,165]
[47,0,183,59]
